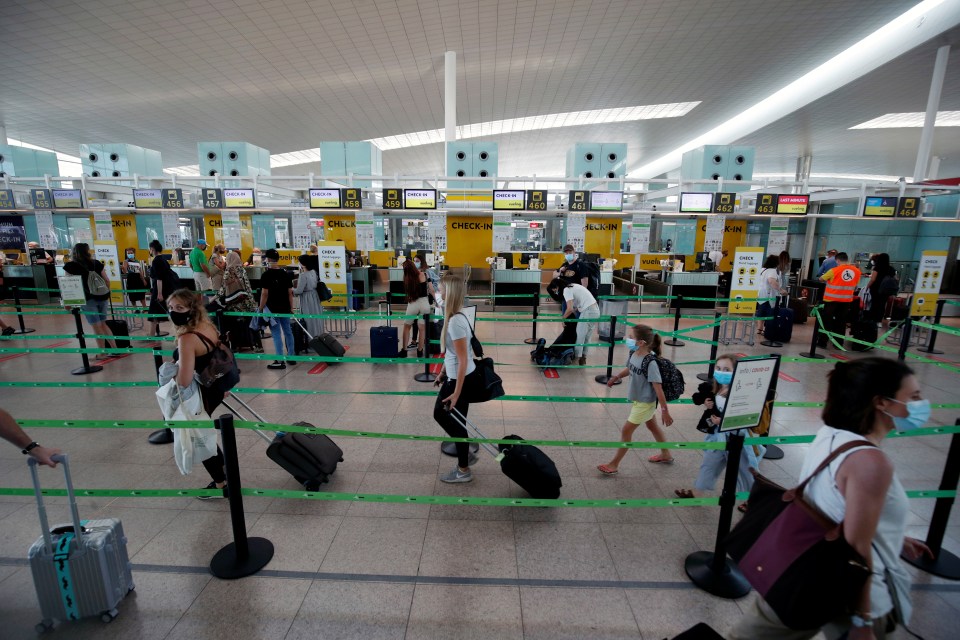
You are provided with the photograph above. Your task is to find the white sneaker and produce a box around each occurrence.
[440,466,473,483]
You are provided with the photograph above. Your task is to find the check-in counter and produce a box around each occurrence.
[3,265,55,304]
[599,270,613,299]
[491,268,541,310]
[665,271,720,309]
[350,266,371,310]
[387,267,406,307]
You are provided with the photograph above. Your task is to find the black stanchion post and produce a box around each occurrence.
[799,307,826,359]
[897,318,913,362]
[595,315,621,385]
[70,307,103,376]
[12,286,36,335]
[697,312,722,382]
[919,299,945,355]
[903,422,960,579]
[523,291,539,345]
[664,295,685,347]
[216,308,225,335]
[684,432,751,598]
[148,345,174,445]
[414,312,437,383]
[210,414,274,579]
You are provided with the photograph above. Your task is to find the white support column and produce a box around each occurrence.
[913,45,950,182]
[444,51,457,175]
[0,124,7,145]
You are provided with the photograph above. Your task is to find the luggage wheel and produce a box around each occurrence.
[100,609,118,623]
[35,620,53,634]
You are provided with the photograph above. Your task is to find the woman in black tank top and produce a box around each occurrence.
[166,289,229,499]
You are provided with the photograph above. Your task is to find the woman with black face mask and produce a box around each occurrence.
[166,288,230,498]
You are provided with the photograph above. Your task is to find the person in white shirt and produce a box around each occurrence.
[729,357,933,639]
[708,248,727,270]
[548,278,598,366]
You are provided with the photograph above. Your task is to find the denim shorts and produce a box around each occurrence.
[82,298,109,325]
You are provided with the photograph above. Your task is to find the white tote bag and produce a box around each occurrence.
[156,378,218,475]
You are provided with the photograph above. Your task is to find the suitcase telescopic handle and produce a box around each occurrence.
[28,454,84,554]
[447,407,500,457]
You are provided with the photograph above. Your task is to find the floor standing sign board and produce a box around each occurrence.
[910,250,948,317]
[719,356,781,432]
[729,247,765,315]
[316,241,348,308]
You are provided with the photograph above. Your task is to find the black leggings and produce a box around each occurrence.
[201,447,226,484]
[433,374,481,468]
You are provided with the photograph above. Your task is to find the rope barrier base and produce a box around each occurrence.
[902,548,960,580]
[663,338,685,347]
[684,550,751,599]
[762,445,785,460]
[210,537,275,580]
[798,350,826,360]
[523,338,538,345]
[760,339,783,349]
[594,374,621,385]
[440,442,480,457]
[71,363,103,376]
[148,428,174,445]
[414,372,437,383]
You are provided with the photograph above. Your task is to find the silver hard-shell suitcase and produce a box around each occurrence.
[27,455,134,633]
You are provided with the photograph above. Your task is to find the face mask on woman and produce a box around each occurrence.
[624,337,637,350]
[126,253,135,260]
[414,260,421,269]
[168,310,194,327]
[713,370,733,386]
[883,398,930,431]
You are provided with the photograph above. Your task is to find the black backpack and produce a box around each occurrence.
[640,353,686,402]
[316,279,333,302]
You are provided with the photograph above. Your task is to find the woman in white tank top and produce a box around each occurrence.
[730,357,933,640]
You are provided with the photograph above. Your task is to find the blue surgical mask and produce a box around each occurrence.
[713,370,733,385]
[565,253,576,263]
[126,253,135,260]
[884,398,930,431]
[624,337,637,350]
[414,260,421,268]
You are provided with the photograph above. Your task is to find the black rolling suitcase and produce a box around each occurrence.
[849,317,878,352]
[291,320,309,355]
[294,318,345,359]
[450,408,562,499]
[763,296,794,343]
[222,394,343,491]
[105,300,130,349]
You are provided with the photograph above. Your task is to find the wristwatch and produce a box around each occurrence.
[21,442,40,455]
[851,613,873,628]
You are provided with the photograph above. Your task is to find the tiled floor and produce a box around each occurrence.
[1,298,960,639]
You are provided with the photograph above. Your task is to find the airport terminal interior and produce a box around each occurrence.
[2,0,960,638]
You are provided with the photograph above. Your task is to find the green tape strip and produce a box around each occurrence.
[0,486,950,507]
[913,320,960,338]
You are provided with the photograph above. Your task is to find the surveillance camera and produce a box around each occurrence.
[651,205,657,211]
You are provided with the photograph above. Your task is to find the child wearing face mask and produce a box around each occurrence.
[597,324,675,475]
[674,354,762,506]
[121,247,147,313]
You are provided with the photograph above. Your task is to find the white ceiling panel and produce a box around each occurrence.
[1,0,957,180]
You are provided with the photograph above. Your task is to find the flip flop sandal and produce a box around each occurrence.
[597,464,619,476]
[648,454,675,464]
[674,489,695,499]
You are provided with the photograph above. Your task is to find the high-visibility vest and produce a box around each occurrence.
[823,264,861,302]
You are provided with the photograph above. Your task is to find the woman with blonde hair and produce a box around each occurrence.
[165,288,228,498]
[432,274,483,483]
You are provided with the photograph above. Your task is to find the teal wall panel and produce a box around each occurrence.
[253,215,276,249]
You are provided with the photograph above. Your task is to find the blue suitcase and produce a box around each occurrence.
[370,326,398,358]
[764,306,794,343]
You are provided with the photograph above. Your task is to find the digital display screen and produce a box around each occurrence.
[492,190,525,210]
[341,188,362,209]
[754,193,776,214]
[133,189,163,208]
[526,190,547,210]
[382,188,403,210]
[309,189,342,209]
[712,192,736,214]
[404,189,437,210]
[679,192,714,213]
[567,190,589,211]
[776,194,809,215]
[897,196,920,218]
[590,191,623,212]
[223,188,255,208]
[863,196,898,218]
[51,189,84,209]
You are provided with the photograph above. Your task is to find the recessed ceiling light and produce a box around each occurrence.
[850,111,960,129]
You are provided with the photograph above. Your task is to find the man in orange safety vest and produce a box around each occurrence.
[817,252,861,348]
